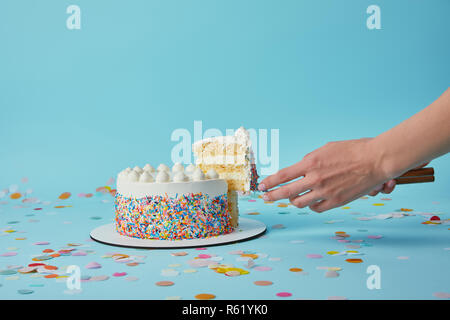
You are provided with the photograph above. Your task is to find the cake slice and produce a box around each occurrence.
[192,127,259,227]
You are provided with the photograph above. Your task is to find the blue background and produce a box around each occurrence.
[1,0,449,197]
[0,0,449,300]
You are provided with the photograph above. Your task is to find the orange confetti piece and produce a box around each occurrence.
[195,293,216,300]
[289,268,303,272]
[346,258,363,263]
[42,249,54,253]
[85,193,93,198]
[254,280,273,286]
[44,274,58,279]
[277,203,289,208]
[241,253,258,259]
[50,253,60,258]
[10,193,22,199]
[44,265,58,270]
[58,192,71,200]
[400,208,413,212]
[247,212,260,215]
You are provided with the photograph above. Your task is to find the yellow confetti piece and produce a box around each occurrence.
[247,212,260,215]
[183,269,198,273]
[328,267,342,271]
[241,253,258,259]
[373,203,385,206]
[10,193,22,199]
[15,237,26,240]
[277,203,289,208]
[4,230,16,233]
[215,267,249,275]
[327,251,340,255]
[264,201,274,204]
[341,206,351,209]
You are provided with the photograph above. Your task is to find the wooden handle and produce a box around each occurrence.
[398,167,434,178]
[394,167,434,185]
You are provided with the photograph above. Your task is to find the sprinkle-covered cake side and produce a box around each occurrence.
[114,163,233,240]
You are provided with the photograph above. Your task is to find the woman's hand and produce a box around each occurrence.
[258,138,392,212]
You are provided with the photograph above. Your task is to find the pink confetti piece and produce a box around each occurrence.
[187,259,215,268]
[276,292,292,298]
[397,256,409,260]
[433,292,450,299]
[85,262,102,269]
[0,252,18,257]
[325,270,339,278]
[248,199,256,202]
[112,272,127,277]
[71,251,87,256]
[195,248,207,250]
[89,275,109,281]
[33,242,50,246]
[198,254,211,259]
[367,235,383,239]
[77,193,86,198]
[253,266,272,271]
[306,254,323,259]
[125,276,139,281]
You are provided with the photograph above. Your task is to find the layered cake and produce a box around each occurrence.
[192,127,259,227]
[114,163,233,240]
[114,127,258,240]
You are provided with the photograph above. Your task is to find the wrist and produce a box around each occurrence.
[367,135,400,181]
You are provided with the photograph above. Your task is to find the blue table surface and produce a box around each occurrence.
[0,178,449,300]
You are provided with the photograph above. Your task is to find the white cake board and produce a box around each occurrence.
[90,218,266,249]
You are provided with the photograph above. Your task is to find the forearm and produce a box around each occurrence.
[373,88,450,179]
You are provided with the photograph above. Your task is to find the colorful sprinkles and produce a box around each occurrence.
[115,192,233,240]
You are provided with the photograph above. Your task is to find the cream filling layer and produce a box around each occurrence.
[195,155,248,165]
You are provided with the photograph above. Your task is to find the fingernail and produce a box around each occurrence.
[258,183,266,191]
[262,194,270,201]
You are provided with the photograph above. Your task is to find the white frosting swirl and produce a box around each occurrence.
[185,164,196,174]
[133,166,143,174]
[128,171,140,182]
[192,168,205,181]
[143,164,155,173]
[155,170,170,183]
[139,171,154,183]
[172,162,184,173]
[172,171,188,182]
[157,164,170,172]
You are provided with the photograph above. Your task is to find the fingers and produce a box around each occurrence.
[368,184,383,197]
[309,199,334,213]
[381,180,396,194]
[262,177,311,202]
[289,191,322,209]
[258,161,308,191]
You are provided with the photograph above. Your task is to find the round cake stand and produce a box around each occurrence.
[90,218,266,249]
